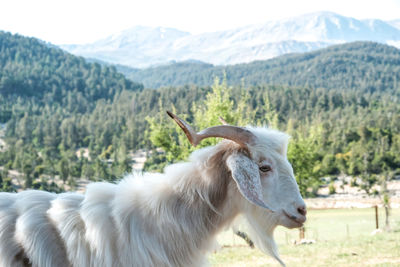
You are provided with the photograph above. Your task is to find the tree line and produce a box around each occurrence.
[1,79,398,196]
[0,32,399,197]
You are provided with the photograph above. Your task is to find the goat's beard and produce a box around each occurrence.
[242,212,285,267]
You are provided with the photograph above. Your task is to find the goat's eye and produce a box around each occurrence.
[259,165,272,173]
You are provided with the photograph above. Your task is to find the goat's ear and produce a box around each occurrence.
[226,153,274,212]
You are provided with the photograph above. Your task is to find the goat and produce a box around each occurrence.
[0,111,306,267]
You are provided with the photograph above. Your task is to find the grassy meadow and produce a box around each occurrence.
[209,207,400,266]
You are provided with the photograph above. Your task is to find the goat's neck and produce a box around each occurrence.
[142,161,240,266]
[169,162,239,248]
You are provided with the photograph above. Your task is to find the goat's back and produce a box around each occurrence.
[0,191,70,267]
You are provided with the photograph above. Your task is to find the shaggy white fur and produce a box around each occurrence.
[0,127,306,267]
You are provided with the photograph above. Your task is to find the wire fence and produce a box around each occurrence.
[217,207,400,247]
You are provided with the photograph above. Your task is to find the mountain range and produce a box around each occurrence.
[126,42,400,91]
[61,11,400,68]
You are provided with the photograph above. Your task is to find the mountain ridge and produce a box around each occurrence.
[126,41,400,92]
[0,31,143,102]
[61,11,400,68]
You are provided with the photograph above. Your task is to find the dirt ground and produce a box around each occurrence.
[306,175,400,209]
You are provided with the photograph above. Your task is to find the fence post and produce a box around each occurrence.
[375,205,379,229]
[299,226,305,240]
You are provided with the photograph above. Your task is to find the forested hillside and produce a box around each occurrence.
[128,42,400,92]
[0,32,399,197]
[0,31,143,190]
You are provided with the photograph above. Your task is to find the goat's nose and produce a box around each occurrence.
[297,205,307,217]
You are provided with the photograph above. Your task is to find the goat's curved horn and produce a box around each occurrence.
[167,111,257,147]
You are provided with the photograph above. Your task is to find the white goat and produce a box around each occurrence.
[0,112,306,267]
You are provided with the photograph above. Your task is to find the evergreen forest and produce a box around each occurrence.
[127,42,400,91]
[0,31,399,197]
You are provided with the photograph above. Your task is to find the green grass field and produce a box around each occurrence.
[209,207,400,266]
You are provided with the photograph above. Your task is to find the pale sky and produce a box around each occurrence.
[1,0,400,45]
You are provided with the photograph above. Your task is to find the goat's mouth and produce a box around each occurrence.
[282,210,305,228]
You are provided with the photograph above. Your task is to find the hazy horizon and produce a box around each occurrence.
[1,0,400,45]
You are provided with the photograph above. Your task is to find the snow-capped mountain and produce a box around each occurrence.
[61,12,400,68]
[62,26,190,67]
[388,19,400,30]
